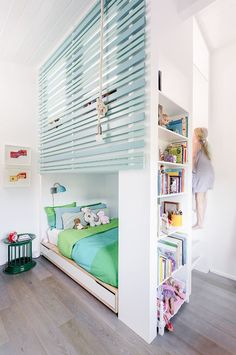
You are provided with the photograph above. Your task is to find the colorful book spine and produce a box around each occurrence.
[164,142,188,164]
[158,232,188,283]
[158,168,185,195]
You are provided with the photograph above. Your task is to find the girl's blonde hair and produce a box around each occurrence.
[194,127,211,160]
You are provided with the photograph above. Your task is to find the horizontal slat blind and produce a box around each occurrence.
[39,0,146,173]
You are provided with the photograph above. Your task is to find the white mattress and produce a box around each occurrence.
[47,228,60,245]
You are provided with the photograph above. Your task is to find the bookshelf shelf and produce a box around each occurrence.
[158,265,184,287]
[157,88,192,337]
[157,192,186,199]
[158,227,186,241]
[158,125,188,143]
[158,160,187,168]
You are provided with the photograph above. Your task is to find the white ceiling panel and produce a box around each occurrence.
[0,0,95,66]
[197,0,236,50]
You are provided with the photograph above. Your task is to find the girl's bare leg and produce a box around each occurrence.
[193,192,207,229]
[192,193,199,228]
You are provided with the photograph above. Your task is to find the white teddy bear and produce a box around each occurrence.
[81,207,101,227]
[97,210,110,224]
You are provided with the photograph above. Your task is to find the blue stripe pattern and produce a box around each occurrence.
[39,0,146,173]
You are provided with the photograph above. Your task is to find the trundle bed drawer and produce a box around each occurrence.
[41,243,118,313]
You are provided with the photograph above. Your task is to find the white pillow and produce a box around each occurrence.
[47,229,60,245]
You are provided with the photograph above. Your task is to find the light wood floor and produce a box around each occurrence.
[0,257,235,355]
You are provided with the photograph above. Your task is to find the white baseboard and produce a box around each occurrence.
[195,263,209,273]
[210,269,236,282]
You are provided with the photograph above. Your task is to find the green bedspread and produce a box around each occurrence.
[58,219,118,287]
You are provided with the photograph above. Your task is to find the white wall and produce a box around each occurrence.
[157,7,193,112]
[193,18,209,128]
[208,42,236,280]
[192,18,211,273]
[0,61,39,265]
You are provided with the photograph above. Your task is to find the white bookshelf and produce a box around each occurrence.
[157,90,192,336]
[158,160,187,168]
[157,192,187,199]
[158,125,189,143]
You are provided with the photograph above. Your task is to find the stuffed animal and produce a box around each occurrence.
[159,113,170,127]
[81,207,101,227]
[73,218,84,230]
[97,210,110,224]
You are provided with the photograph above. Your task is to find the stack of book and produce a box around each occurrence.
[158,233,187,283]
[18,234,31,242]
[164,142,187,164]
[158,167,185,195]
[167,116,188,137]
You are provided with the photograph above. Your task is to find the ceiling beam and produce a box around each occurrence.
[177,0,215,19]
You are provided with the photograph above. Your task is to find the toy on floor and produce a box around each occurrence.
[82,207,101,227]
[97,210,110,224]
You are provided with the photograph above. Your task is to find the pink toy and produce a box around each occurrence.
[97,210,110,224]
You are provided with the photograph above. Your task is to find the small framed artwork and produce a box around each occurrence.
[4,168,31,187]
[5,145,31,166]
[164,201,180,215]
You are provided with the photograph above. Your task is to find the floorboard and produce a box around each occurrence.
[0,258,235,355]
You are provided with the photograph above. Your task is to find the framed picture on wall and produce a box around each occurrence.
[5,145,31,166]
[4,168,31,187]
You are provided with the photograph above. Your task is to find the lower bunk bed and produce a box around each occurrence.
[40,218,118,313]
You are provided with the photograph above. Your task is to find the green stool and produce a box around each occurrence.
[4,234,36,274]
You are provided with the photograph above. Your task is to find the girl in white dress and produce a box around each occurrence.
[192,128,214,229]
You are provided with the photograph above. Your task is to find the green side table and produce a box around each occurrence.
[3,234,36,274]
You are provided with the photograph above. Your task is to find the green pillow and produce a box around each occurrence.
[44,202,76,228]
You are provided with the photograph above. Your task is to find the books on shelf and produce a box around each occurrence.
[158,167,185,195]
[162,142,187,164]
[158,232,187,284]
[166,116,188,137]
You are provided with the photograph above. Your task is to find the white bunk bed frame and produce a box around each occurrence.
[40,242,118,313]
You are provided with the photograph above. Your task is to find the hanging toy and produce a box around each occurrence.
[96,97,108,142]
[96,0,108,143]
[96,97,108,117]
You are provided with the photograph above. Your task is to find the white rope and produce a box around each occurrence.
[99,0,104,101]
[96,0,108,142]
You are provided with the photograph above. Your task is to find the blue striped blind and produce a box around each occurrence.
[39,0,146,173]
